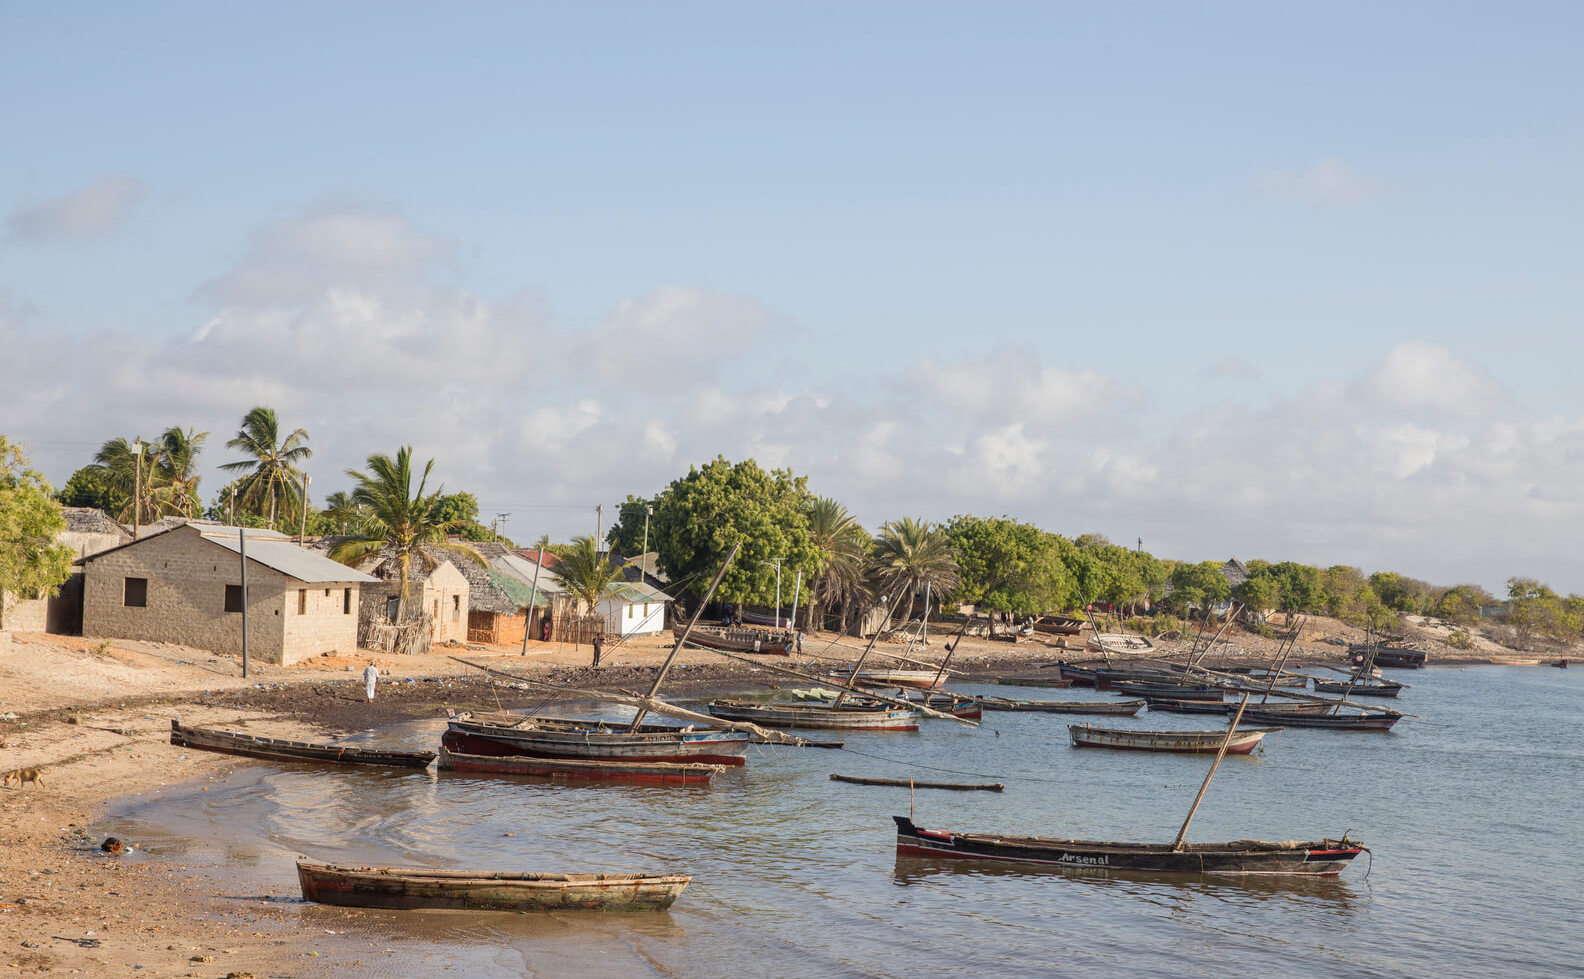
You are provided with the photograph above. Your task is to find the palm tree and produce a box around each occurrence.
[220,406,311,529]
[870,517,960,630]
[553,535,627,631]
[805,497,869,633]
[150,427,207,518]
[90,436,155,524]
[321,490,372,535]
[328,446,482,623]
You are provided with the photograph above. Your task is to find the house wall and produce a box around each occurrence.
[280,581,363,663]
[1,592,48,631]
[61,529,130,561]
[83,527,289,663]
[419,562,470,644]
[599,598,667,637]
[467,609,528,646]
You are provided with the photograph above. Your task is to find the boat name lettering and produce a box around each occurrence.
[1057,853,1109,866]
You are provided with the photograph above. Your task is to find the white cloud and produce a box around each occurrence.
[1356,341,1506,418]
[909,352,1129,433]
[1254,158,1385,205]
[1200,355,1258,379]
[580,285,786,387]
[6,175,146,242]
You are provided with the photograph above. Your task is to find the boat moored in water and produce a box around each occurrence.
[170,720,436,768]
[297,862,690,911]
[1068,723,1278,754]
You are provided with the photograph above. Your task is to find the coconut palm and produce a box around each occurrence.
[553,535,628,626]
[804,497,869,633]
[90,428,206,523]
[220,406,311,529]
[869,517,960,629]
[149,428,207,518]
[321,490,373,535]
[90,436,156,524]
[328,446,482,622]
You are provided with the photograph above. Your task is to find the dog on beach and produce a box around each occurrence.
[2,768,44,789]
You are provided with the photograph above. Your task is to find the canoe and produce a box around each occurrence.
[297,862,690,911]
[835,669,947,690]
[991,674,1075,688]
[1086,634,1156,655]
[1146,698,1331,716]
[1352,646,1427,669]
[707,699,921,731]
[980,697,1146,716]
[679,625,794,656]
[1109,681,1226,701]
[892,816,1365,876]
[1031,616,1085,636]
[170,720,435,769]
[1313,679,1403,698]
[1238,708,1402,731]
[1068,724,1278,754]
[437,747,724,785]
[443,713,751,766]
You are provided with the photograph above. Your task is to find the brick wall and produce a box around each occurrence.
[82,526,361,665]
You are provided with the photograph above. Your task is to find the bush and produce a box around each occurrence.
[1446,630,1474,650]
[1124,614,1184,636]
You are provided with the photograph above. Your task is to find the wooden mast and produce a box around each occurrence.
[1173,693,1250,851]
[628,541,740,732]
[832,590,909,708]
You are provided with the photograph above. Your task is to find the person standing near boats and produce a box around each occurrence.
[363,660,379,701]
[592,633,604,668]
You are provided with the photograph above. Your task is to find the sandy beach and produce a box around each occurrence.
[0,619,1549,977]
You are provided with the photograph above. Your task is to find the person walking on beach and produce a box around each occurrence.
[363,660,379,701]
[592,633,603,668]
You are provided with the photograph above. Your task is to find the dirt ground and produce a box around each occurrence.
[0,617,1554,976]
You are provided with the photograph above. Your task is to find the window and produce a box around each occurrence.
[386,597,400,623]
[124,577,147,607]
[225,585,243,613]
[452,595,460,622]
[344,588,352,614]
[298,589,307,614]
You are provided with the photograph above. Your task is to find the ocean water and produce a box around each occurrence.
[114,666,1584,978]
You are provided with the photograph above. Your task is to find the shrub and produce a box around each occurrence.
[1446,630,1474,650]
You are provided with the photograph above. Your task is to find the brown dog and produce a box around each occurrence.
[2,768,43,789]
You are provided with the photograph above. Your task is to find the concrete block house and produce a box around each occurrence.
[79,523,377,665]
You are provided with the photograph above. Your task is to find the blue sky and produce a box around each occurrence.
[3,2,1582,592]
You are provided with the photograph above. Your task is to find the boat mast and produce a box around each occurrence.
[1258,615,1305,704]
[928,612,975,689]
[1172,693,1250,851]
[833,590,908,708]
[627,541,740,732]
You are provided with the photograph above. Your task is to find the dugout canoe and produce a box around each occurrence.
[707,699,922,731]
[892,816,1365,877]
[170,720,435,768]
[443,713,751,766]
[1068,723,1278,754]
[1146,698,1332,716]
[835,669,948,690]
[1109,681,1227,702]
[679,625,794,656]
[1313,678,1404,698]
[437,747,724,785]
[979,697,1146,716]
[297,862,690,911]
[1237,708,1403,731]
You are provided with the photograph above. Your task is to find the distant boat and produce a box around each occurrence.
[1086,634,1157,655]
[1031,615,1085,636]
[1109,681,1226,702]
[1237,708,1402,731]
[170,720,435,769]
[1068,723,1277,754]
[443,712,751,765]
[1313,678,1404,698]
[979,697,1146,716]
[892,816,1365,876]
[1147,698,1330,716]
[707,699,922,731]
[297,862,690,912]
[437,747,724,785]
[990,674,1076,688]
[678,625,794,656]
[1351,644,1427,669]
[833,668,947,690]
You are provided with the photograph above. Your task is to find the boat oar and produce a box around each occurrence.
[1172,693,1250,852]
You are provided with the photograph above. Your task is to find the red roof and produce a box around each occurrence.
[518,548,562,568]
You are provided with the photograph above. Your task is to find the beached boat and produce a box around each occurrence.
[979,697,1146,716]
[903,692,983,720]
[1313,678,1404,698]
[1068,724,1278,754]
[679,625,794,656]
[443,712,751,766]
[1237,708,1402,731]
[707,699,922,730]
[1086,634,1157,655]
[1109,681,1227,701]
[1055,662,1106,686]
[892,816,1365,876]
[170,720,435,768]
[1031,615,1086,636]
[835,669,947,690]
[297,862,690,912]
[437,747,724,785]
[990,674,1076,688]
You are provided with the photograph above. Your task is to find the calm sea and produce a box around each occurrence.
[114,666,1583,978]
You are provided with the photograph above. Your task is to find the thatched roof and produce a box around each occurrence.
[61,507,132,541]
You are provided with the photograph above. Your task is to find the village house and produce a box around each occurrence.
[1,507,135,634]
[355,549,471,646]
[456,542,546,645]
[78,522,377,665]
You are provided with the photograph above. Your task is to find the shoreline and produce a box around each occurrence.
[0,624,1554,976]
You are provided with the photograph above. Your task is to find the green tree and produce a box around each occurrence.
[1167,560,1232,614]
[805,497,870,631]
[0,437,74,620]
[220,406,311,529]
[650,457,820,607]
[552,535,627,621]
[328,447,483,622]
[56,465,124,514]
[946,515,1076,616]
[1506,577,1576,648]
[1233,574,1281,616]
[149,427,207,518]
[1432,583,1493,626]
[1369,571,1432,615]
[870,517,959,626]
[605,494,656,556]
[90,436,161,524]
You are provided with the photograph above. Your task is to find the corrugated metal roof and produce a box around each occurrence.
[200,530,379,584]
[604,581,672,604]
[491,554,568,596]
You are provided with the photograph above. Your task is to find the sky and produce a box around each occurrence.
[2,2,1582,593]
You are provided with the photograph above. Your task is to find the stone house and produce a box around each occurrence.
[357,550,471,645]
[78,523,377,665]
[0,507,134,634]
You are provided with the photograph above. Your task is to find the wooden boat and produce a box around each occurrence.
[1054,661,1109,686]
[1147,698,1329,716]
[892,816,1365,876]
[832,774,1003,792]
[979,697,1145,716]
[1068,724,1278,754]
[1086,633,1157,655]
[1313,678,1403,697]
[991,674,1075,688]
[1031,615,1085,636]
[1238,708,1402,731]
[297,862,690,911]
[1109,681,1226,702]
[170,720,435,768]
[679,624,794,655]
[1091,666,1187,689]
[443,712,751,766]
[1225,669,1311,688]
[835,669,947,690]
[437,747,723,785]
[707,699,921,730]
[1352,644,1427,669]
[903,692,982,720]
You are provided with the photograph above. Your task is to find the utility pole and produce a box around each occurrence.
[132,439,144,537]
[298,473,310,543]
[239,528,250,679]
[595,504,603,552]
[494,513,510,543]
[640,505,652,569]
[521,543,543,655]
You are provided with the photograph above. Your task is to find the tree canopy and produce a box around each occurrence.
[946,515,1075,615]
[0,437,74,613]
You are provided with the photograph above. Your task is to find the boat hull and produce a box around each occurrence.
[1313,680,1403,697]
[170,720,435,768]
[838,670,947,690]
[437,747,723,784]
[679,626,794,656]
[1110,681,1226,701]
[707,700,921,730]
[1237,709,1401,731]
[892,817,1364,876]
[443,719,750,766]
[297,862,689,911]
[1068,724,1277,754]
[981,698,1145,715]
